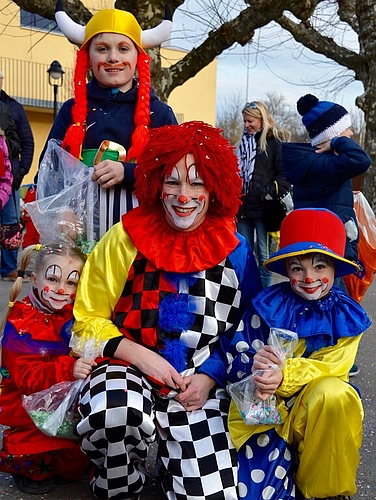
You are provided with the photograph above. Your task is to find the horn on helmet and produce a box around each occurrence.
[55,0,86,44]
[55,0,173,48]
[141,4,173,48]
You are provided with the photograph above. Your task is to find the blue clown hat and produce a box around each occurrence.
[264,208,359,278]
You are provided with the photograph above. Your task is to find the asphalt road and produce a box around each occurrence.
[0,276,375,499]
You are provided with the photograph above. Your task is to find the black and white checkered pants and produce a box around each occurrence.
[76,361,238,500]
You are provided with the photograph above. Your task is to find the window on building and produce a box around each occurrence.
[20,10,61,34]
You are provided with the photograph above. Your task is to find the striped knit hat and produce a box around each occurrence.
[297,94,352,146]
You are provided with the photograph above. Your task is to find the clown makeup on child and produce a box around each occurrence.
[161,154,209,232]
[32,250,83,312]
[286,253,336,301]
[225,208,372,500]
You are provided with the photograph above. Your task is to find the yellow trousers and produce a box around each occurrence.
[281,376,363,498]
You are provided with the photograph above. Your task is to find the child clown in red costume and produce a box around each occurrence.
[0,242,96,495]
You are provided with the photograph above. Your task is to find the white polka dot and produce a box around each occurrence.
[252,339,264,351]
[236,341,250,352]
[268,448,280,461]
[226,352,234,364]
[251,314,261,328]
[245,444,253,459]
[284,448,291,461]
[275,465,286,479]
[236,319,244,331]
[238,482,248,498]
[237,370,246,379]
[251,469,265,483]
[241,353,250,364]
[262,486,276,499]
[257,434,270,447]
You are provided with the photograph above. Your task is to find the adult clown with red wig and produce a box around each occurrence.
[38,0,177,238]
[72,121,262,500]
[226,208,371,500]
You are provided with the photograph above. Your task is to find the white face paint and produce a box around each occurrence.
[162,154,209,231]
[32,255,83,311]
[286,253,335,301]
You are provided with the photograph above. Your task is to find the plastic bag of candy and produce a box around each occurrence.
[22,339,102,439]
[228,370,283,425]
[227,328,298,425]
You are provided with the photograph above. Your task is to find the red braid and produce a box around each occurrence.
[126,52,151,162]
[61,48,89,159]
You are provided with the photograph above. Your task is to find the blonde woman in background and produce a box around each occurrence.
[236,101,290,287]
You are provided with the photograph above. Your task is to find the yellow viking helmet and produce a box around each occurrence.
[55,0,173,52]
[83,9,144,51]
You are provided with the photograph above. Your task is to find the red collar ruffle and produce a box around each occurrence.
[122,207,240,273]
[7,297,74,342]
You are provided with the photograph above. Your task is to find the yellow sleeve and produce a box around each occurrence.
[73,222,138,349]
[277,335,362,397]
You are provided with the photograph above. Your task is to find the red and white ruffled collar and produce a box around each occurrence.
[122,206,240,273]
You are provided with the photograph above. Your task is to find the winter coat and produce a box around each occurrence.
[0,90,34,190]
[237,131,290,219]
[282,137,371,261]
[38,77,177,191]
[0,100,20,165]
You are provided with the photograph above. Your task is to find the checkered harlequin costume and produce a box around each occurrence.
[73,207,261,500]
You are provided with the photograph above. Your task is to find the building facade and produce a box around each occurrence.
[0,1,217,182]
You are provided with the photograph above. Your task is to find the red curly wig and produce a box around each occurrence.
[135,121,242,219]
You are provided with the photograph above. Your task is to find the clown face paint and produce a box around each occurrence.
[89,33,138,92]
[286,253,335,301]
[162,154,209,231]
[32,255,83,312]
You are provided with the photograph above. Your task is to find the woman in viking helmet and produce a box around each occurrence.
[38,0,177,238]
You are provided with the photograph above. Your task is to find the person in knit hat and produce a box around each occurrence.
[226,208,371,500]
[37,1,177,239]
[282,94,370,291]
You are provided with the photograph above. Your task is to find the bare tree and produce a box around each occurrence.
[216,94,244,145]
[9,0,376,207]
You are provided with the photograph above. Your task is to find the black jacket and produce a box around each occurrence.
[0,89,34,190]
[238,131,290,219]
[0,100,20,161]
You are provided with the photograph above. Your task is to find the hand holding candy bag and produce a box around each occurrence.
[227,328,298,425]
[22,339,103,439]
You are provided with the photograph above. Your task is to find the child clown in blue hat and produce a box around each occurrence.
[225,208,371,500]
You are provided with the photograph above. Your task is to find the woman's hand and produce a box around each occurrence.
[91,160,124,188]
[175,373,216,411]
[115,338,187,393]
[73,357,97,379]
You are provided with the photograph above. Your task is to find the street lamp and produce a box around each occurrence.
[47,60,65,119]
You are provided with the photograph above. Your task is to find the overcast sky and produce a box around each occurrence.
[171,3,363,114]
